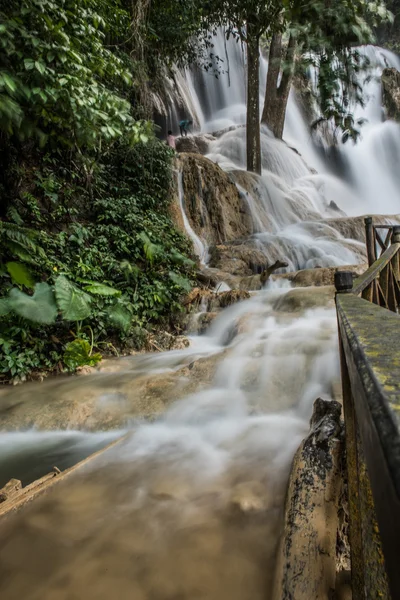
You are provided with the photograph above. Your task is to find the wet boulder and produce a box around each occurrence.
[272,263,367,288]
[273,286,335,313]
[175,134,216,154]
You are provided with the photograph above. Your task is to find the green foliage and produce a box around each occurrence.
[54,275,92,321]
[379,0,400,50]
[63,338,102,370]
[6,262,34,288]
[289,0,393,140]
[7,283,58,324]
[83,283,121,297]
[0,140,195,381]
[107,303,132,333]
[169,271,192,293]
[145,0,216,70]
[0,0,150,149]
[0,325,62,378]
[0,222,46,263]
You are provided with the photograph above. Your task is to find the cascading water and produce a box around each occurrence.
[0,284,339,599]
[176,32,400,270]
[1,30,399,600]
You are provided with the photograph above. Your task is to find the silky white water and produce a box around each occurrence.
[0,284,339,599]
[174,33,400,271]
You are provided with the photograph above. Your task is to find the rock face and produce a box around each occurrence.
[176,134,216,155]
[208,240,268,276]
[178,153,254,246]
[382,68,400,121]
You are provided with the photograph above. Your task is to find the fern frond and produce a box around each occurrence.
[0,222,45,262]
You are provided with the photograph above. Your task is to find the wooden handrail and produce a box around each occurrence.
[334,223,400,599]
[336,294,400,599]
[352,242,400,295]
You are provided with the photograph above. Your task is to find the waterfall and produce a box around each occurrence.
[174,33,400,270]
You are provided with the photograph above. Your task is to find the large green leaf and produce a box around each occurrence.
[54,275,91,321]
[63,339,102,370]
[8,283,57,324]
[84,283,121,297]
[6,262,34,288]
[106,304,132,332]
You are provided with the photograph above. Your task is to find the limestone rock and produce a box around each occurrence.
[146,331,190,352]
[177,154,253,246]
[273,286,335,313]
[209,240,273,276]
[176,134,216,155]
[193,312,218,334]
[272,263,367,288]
[382,67,400,121]
[211,290,250,309]
[313,214,400,245]
[184,287,250,312]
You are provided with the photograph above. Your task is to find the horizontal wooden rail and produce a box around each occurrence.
[336,294,400,599]
[335,223,400,599]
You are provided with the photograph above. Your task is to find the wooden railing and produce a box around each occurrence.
[334,224,400,600]
[361,218,400,310]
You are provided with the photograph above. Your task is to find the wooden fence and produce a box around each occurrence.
[335,221,400,599]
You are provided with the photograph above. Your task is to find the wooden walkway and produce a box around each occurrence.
[335,221,400,600]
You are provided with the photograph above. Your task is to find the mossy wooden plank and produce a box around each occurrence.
[336,293,400,598]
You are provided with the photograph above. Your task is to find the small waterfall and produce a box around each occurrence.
[177,169,209,263]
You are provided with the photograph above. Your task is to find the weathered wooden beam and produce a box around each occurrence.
[336,293,400,598]
[352,243,400,296]
[338,338,365,600]
[392,227,400,283]
[272,398,342,600]
[384,228,393,250]
[380,263,390,303]
[0,434,129,520]
[364,216,377,267]
[361,282,373,303]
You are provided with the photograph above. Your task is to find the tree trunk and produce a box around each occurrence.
[246,24,261,175]
[262,33,297,140]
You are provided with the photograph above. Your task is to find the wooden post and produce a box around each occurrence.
[334,271,353,294]
[364,217,377,267]
[392,226,400,283]
[338,337,365,600]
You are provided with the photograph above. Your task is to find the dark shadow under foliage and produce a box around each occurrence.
[0,140,195,381]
